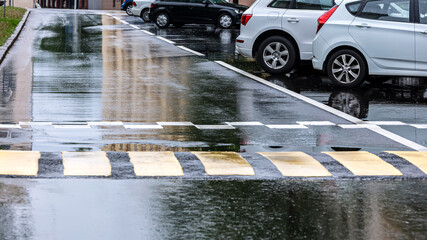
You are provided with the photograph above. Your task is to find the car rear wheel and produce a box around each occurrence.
[256,36,296,74]
[327,49,367,88]
[125,4,133,16]
[218,13,233,29]
[155,12,170,28]
[141,9,150,22]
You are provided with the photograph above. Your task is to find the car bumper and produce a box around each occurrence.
[312,35,329,71]
[235,35,253,58]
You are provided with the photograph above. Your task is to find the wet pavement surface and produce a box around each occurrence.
[0,9,424,152]
[1,179,426,239]
[0,9,427,238]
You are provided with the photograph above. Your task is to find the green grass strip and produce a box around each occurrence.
[0,7,27,46]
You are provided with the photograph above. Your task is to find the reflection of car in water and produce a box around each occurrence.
[265,70,427,119]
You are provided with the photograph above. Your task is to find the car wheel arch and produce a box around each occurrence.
[252,30,300,61]
[323,46,368,74]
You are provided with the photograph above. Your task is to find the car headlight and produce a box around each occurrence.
[234,9,243,14]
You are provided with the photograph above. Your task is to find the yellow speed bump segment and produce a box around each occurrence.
[258,152,331,177]
[386,151,427,174]
[192,152,255,176]
[0,151,40,176]
[128,152,184,176]
[62,151,111,176]
[323,151,402,176]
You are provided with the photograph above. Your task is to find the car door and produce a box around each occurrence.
[416,0,427,70]
[282,0,334,57]
[188,0,212,22]
[349,0,415,71]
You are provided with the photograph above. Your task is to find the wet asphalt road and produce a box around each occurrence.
[0,9,426,238]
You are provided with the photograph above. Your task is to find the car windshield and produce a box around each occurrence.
[211,0,230,4]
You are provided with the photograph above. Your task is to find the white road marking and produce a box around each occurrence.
[365,121,407,125]
[226,122,264,126]
[88,121,124,126]
[296,121,335,126]
[141,30,155,36]
[266,124,308,129]
[53,125,91,129]
[195,125,235,130]
[0,124,21,129]
[129,24,140,29]
[19,122,52,126]
[215,61,427,151]
[124,125,163,129]
[177,46,205,56]
[157,122,194,126]
[339,124,381,129]
[120,20,129,24]
[156,36,175,44]
[410,124,427,129]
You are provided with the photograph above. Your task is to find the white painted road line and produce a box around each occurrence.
[177,46,205,56]
[19,122,52,126]
[226,122,264,126]
[88,121,124,126]
[410,124,427,129]
[266,124,308,129]
[157,122,194,126]
[215,61,427,151]
[129,24,140,29]
[339,124,381,129]
[124,125,163,129]
[120,20,129,24]
[0,124,21,129]
[156,36,175,44]
[53,125,91,129]
[296,121,335,126]
[365,121,407,125]
[141,30,155,36]
[195,125,235,130]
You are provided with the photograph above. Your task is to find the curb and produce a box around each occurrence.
[0,9,31,65]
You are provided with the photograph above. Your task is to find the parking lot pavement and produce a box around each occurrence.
[0,10,425,154]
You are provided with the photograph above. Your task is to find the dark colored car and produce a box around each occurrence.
[121,0,134,15]
[149,0,248,29]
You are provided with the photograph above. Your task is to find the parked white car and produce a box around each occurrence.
[236,0,335,74]
[313,0,427,88]
[132,0,154,22]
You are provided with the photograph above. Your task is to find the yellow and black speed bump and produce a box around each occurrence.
[0,150,426,179]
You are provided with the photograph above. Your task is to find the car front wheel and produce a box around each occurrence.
[125,5,133,16]
[326,49,367,88]
[256,36,296,74]
[218,13,233,29]
[155,12,170,28]
[141,9,150,22]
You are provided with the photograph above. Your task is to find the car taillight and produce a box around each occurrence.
[317,6,338,33]
[241,14,252,26]
[150,3,156,8]
[132,1,136,6]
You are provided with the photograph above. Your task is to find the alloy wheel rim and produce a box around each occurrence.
[332,54,361,84]
[126,5,133,15]
[219,15,232,28]
[263,42,289,69]
[143,11,149,21]
[157,14,168,26]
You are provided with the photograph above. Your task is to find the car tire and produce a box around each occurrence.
[155,12,170,28]
[218,13,233,29]
[141,9,150,22]
[326,49,367,88]
[256,36,296,74]
[125,4,133,16]
[173,23,184,28]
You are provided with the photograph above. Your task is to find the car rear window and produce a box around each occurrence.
[295,0,335,10]
[268,0,292,9]
[346,1,362,15]
[359,0,410,22]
